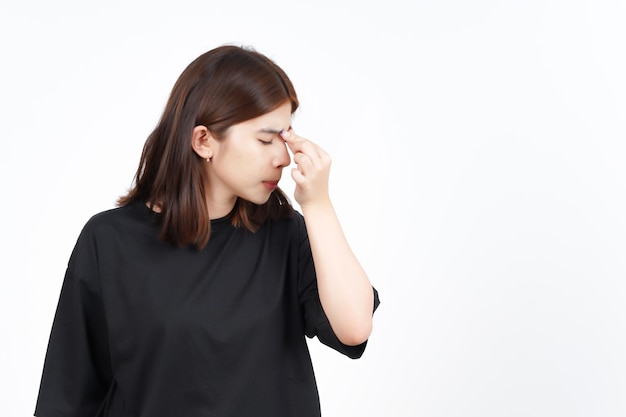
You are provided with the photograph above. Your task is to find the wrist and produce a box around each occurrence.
[300,197,333,216]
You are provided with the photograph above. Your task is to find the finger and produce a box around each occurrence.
[284,133,324,165]
[282,129,316,155]
[293,151,313,174]
[281,129,304,153]
[302,141,323,163]
[290,167,306,185]
[279,127,294,141]
[315,144,330,162]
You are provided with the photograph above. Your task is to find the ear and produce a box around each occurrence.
[191,125,214,160]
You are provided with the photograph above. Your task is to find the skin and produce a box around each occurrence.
[191,101,374,346]
[191,102,293,218]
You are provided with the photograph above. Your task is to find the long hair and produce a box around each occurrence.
[118,45,299,248]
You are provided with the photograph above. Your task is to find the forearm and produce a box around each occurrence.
[302,200,374,346]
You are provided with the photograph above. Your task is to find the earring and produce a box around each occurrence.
[206,156,212,162]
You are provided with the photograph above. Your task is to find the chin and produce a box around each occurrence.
[241,193,273,206]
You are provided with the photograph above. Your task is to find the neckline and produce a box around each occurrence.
[209,213,232,232]
[132,200,233,232]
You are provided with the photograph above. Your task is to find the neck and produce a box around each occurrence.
[206,196,236,220]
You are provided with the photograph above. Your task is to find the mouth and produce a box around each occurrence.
[262,180,279,190]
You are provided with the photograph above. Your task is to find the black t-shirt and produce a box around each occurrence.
[35,201,380,417]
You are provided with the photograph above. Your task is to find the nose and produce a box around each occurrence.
[274,141,291,168]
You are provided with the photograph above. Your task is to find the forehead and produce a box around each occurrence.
[236,102,292,131]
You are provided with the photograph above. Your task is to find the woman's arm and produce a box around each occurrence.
[283,130,375,346]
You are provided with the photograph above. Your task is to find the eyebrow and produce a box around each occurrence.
[257,129,281,135]
[256,126,291,135]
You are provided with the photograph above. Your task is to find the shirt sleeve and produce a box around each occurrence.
[295,213,380,360]
[35,223,113,416]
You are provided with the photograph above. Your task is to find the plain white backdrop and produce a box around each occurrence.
[2,0,625,416]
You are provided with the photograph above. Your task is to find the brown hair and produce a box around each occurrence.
[118,45,299,248]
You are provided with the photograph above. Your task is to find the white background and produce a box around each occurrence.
[2,0,625,416]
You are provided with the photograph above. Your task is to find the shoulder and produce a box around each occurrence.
[247,211,308,251]
[268,210,306,236]
[68,203,154,271]
[286,210,305,228]
[81,204,139,236]
[263,211,310,253]
[75,202,152,249]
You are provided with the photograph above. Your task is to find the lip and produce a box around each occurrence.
[262,181,279,190]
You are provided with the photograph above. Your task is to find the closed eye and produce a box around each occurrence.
[258,139,273,145]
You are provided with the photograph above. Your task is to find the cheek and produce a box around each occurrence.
[218,143,247,166]
[220,150,259,179]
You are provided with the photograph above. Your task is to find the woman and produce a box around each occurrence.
[35,45,379,417]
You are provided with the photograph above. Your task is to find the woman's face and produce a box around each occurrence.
[205,101,292,212]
